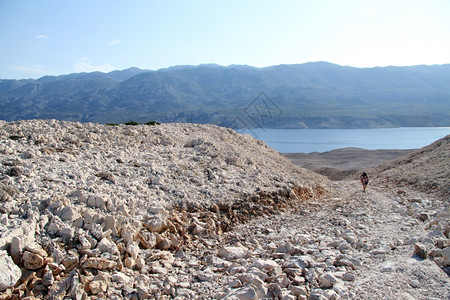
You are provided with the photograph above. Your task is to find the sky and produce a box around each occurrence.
[1,0,450,79]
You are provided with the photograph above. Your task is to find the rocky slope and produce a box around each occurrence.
[374,134,450,198]
[0,120,327,299]
[0,120,448,299]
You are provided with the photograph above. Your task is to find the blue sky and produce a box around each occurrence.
[1,0,449,79]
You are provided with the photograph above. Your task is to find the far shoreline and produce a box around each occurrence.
[239,127,450,153]
[280,147,418,173]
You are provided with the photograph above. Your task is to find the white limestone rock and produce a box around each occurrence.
[96,237,119,255]
[126,241,140,260]
[58,226,75,242]
[59,206,80,222]
[225,286,258,300]
[82,257,116,270]
[89,274,110,294]
[124,257,135,269]
[0,250,22,291]
[442,247,450,267]
[87,195,106,209]
[111,271,131,284]
[252,259,280,271]
[10,236,23,264]
[290,285,308,297]
[414,243,428,259]
[218,246,249,260]
[144,216,169,233]
[22,249,47,270]
[137,231,157,249]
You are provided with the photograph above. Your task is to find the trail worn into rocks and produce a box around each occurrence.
[212,179,449,299]
[0,120,448,299]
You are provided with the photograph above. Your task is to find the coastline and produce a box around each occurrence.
[283,147,416,180]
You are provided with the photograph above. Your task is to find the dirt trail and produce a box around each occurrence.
[228,179,449,299]
[329,181,449,299]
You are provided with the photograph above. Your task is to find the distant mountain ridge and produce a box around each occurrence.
[1,62,449,128]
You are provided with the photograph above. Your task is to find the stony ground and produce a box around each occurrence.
[222,180,449,299]
[0,120,448,299]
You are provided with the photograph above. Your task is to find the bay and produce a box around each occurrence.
[238,127,450,153]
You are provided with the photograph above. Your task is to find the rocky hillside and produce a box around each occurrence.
[375,134,450,197]
[1,120,448,299]
[0,120,327,299]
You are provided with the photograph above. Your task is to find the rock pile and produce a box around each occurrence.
[0,120,327,299]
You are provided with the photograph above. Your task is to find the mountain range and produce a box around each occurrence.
[1,62,449,128]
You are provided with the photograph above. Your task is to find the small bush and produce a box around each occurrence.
[9,135,23,141]
[124,121,140,126]
[145,121,161,126]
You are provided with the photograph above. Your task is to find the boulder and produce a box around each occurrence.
[87,196,106,209]
[42,266,54,286]
[89,274,110,294]
[276,241,292,253]
[103,215,119,236]
[137,231,157,249]
[342,272,356,281]
[268,283,282,299]
[225,286,258,300]
[218,246,248,260]
[46,274,71,298]
[111,272,131,284]
[290,285,308,297]
[144,216,169,233]
[126,241,140,259]
[96,237,119,255]
[10,236,23,264]
[414,243,428,259]
[57,226,75,242]
[59,206,80,222]
[82,257,116,270]
[442,247,450,267]
[0,250,22,291]
[252,259,280,271]
[22,251,46,270]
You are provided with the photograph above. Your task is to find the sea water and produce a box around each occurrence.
[238,127,450,153]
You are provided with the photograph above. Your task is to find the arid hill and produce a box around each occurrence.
[374,134,450,197]
[0,120,326,299]
[283,148,415,181]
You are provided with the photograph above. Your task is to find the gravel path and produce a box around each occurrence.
[221,179,449,299]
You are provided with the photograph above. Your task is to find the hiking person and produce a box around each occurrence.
[360,171,369,192]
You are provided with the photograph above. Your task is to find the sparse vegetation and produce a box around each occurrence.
[124,120,140,126]
[106,121,161,126]
[8,135,23,140]
[145,121,161,125]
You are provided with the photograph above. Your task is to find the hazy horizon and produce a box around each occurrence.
[3,61,450,81]
[1,0,450,79]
